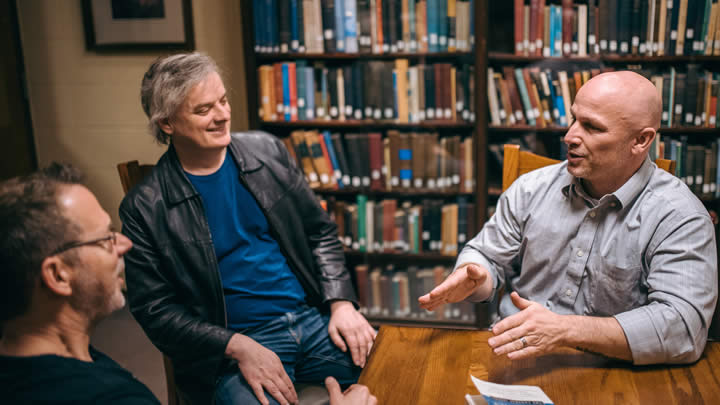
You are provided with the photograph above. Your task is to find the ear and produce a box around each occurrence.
[158,118,174,136]
[39,256,74,297]
[632,127,656,156]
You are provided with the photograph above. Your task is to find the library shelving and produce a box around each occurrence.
[240,0,490,328]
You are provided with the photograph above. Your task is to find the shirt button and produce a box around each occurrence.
[589,211,596,218]
[565,289,573,297]
[577,250,584,257]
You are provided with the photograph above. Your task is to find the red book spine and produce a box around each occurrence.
[514,0,524,55]
[288,62,298,121]
[368,133,384,191]
[562,0,573,56]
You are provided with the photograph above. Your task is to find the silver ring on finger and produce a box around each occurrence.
[520,337,528,349]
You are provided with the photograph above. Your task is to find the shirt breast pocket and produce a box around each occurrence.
[588,240,647,316]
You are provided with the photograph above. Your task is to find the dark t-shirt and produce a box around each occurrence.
[0,346,159,404]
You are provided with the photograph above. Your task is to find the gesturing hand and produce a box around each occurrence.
[225,333,297,405]
[326,376,377,405]
[417,264,489,311]
[328,301,377,368]
[488,292,568,360]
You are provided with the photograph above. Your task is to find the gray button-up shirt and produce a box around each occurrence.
[458,157,717,364]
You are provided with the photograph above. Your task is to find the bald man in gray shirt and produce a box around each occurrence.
[420,71,718,365]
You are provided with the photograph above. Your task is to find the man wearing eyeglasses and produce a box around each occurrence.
[0,163,160,403]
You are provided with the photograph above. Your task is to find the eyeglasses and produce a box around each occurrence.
[51,232,118,255]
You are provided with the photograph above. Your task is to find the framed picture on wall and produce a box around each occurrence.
[82,0,194,51]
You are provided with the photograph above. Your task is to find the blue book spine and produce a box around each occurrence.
[514,68,536,126]
[548,5,556,57]
[344,0,359,53]
[554,6,562,56]
[269,0,279,52]
[555,92,566,127]
[296,63,307,120]
[323,131,344,188]
[438,0,448,51]
[427,0,439,52]
[334,0,346,52]
[282,63,291,121]
[290,0,300,52]
[304,67,315,120]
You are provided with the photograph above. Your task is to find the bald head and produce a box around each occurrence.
[577,71,662,133]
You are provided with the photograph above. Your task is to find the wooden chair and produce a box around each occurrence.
[117,161,181,405]
[502,144,677,192]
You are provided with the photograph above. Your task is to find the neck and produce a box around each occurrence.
[174,143,227,175]
[582,157,646,198]
[0,309,93,362]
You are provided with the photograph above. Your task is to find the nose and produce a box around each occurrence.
[215,101,231,121]
[563,120,581,147]
[116,233,133,255]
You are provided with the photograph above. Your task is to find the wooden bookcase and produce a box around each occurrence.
[240,0,491,329]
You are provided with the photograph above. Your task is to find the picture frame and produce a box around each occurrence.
[81,0,194,51]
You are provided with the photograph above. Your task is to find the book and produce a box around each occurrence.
[465,375,554,405]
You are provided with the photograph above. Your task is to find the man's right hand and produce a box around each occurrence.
[326,377,377,405]
[417,264,490,311]
[225,333,298,405]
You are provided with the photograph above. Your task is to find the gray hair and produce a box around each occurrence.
[140,52,221,144]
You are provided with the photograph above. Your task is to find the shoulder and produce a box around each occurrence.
[643,168,710,220]
[119,153,170,218]
[230,130,284,152]
[512,161,570,198]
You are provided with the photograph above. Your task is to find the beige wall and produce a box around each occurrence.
[17,0,249,226]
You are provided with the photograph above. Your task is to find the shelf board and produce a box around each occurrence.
[344,250,458,263]
[255,51,474,62]
[488,125,720,135]
[488,52,720,64]
[260,120,475,130]
[315,188,474,198]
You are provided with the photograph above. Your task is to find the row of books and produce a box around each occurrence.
[327,196,476,256]
[647,67,720,128]
[258,61,476,123]
[487,65,720,128]
[355,264,476,321]
[513,0,720,57]
[282,130,475,192]
[252,0,476,54]
[664,137,720,198]
[486,65,604,128]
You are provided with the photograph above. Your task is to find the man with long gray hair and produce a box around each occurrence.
[121,52,376,405]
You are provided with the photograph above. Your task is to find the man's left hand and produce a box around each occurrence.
[488,292,568,360]
[328,301,377,367]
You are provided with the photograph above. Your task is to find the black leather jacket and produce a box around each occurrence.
[119,131,356,405]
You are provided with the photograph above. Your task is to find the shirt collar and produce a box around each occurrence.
[561,156,654,209]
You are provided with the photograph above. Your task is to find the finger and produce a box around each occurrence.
[369,394,378,405]
[278,370,298,404]
[507,345,541,360]
[265,379,292,405]
[345,332,361,366]
[465,264,487,281]
[357,333,368,367]
[509,291,532,310]
[491,309,527,336]
[325,377,343,402]
[492,336,526,356]
[249,382,270,405]
[488,324,526,349]
[328,325,347,352]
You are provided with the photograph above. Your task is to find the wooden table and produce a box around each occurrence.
[358,326,720,404]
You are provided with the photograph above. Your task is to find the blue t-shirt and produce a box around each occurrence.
[186,153,306,330]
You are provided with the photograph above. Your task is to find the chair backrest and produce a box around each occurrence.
[116,160,180,405]
[117,161,154,194]
[501,144,677,192]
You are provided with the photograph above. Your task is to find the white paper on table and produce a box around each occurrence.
[469,375,553,404]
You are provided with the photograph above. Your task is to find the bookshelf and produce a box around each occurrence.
[240,0,491,329]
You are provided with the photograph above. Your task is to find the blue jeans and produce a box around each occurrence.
[215,306,361,405]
